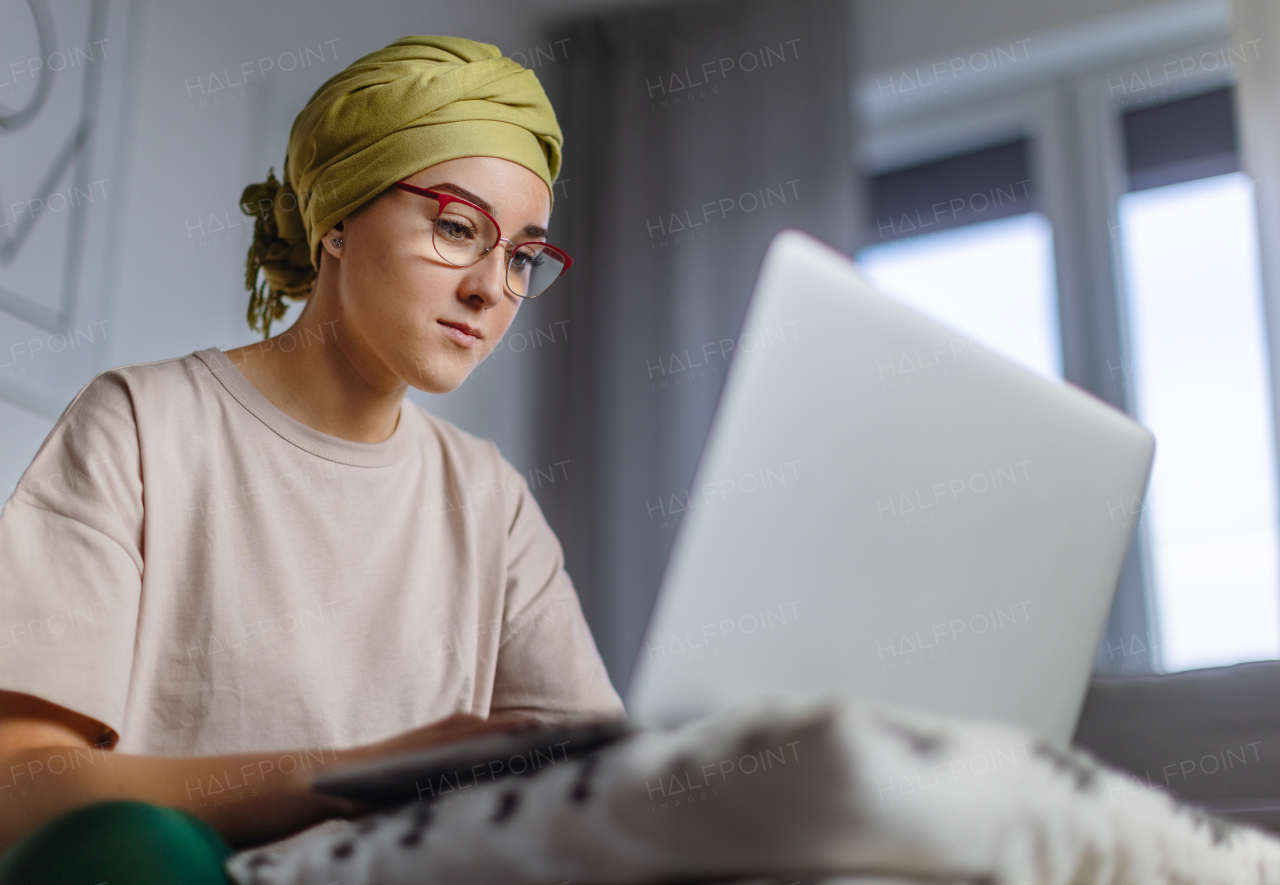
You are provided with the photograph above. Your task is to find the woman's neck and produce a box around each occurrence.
[225,300,406,445]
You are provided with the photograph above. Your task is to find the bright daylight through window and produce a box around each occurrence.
[1117,171,1280,672]
[857,212,1062,381]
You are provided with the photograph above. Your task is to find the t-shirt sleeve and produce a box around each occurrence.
[490,455,626,723]
[0,372,145,744]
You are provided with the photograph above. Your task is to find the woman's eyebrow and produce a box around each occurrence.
[430,182,548,239]
[429,182,493,213]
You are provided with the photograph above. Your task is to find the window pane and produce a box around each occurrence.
[856,212,1062,380]
[1118,172,1280,671]
[1122,87,1239,192]
[869,139,1033,242]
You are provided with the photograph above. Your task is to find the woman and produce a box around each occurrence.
[0,35,621,882]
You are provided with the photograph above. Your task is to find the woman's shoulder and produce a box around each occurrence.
[70,351,214,406]
[401,400,515,480]
[10,353,215,528]
[52,351,216,434]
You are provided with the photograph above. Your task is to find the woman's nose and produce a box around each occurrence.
[465,248,508,306]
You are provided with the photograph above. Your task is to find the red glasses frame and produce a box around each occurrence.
[394,182,573,298]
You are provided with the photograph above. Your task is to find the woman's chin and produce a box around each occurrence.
[407,366,472,395]
[400,346,480,394]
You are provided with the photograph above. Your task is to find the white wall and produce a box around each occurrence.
[851,0,1170,73]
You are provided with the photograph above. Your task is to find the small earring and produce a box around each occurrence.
[331,237,343,247]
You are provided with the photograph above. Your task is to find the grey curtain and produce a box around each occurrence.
[531,0,859,689]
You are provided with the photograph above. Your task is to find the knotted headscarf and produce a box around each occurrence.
[240,35,563,336]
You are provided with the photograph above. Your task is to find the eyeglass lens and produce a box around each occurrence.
[430,197,566,298]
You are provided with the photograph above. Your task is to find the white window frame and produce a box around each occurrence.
[849,0,1268,674]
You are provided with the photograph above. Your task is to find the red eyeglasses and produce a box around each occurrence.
[394,182,573,299]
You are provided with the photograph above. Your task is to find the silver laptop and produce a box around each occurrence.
[625,228,1154,746]
[314,229,1154,802]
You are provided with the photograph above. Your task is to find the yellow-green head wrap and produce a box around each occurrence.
[239,35,563,336]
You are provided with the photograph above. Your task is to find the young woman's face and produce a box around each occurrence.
[320,156,552,393]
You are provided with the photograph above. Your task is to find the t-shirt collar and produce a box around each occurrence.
[194,348,419,468]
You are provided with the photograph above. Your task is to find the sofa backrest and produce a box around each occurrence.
[1073,659,1280,832]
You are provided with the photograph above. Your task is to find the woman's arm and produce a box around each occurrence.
[0,691,529,851]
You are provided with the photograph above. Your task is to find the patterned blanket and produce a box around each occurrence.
[226,695,1280,885]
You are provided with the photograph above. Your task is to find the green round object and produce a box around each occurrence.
[0,800,233,885]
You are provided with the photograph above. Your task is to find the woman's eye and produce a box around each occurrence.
[435,216,475,242]
[512,250,546,270]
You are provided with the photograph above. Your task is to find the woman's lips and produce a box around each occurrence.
[438,320,479,348]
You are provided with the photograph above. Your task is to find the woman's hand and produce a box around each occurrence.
[313,711,550,820]
[336,711,544,769]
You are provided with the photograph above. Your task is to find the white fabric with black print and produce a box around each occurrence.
[225,695,1280,885]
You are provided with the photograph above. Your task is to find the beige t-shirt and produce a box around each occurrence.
[0,348,623,756]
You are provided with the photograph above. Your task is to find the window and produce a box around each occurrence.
[1115,89,1280,671]
[853,15,1278,674]
[859,212,1061,380]
[857,139,1062,380]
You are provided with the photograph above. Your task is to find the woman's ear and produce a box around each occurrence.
[319,220,346,259]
